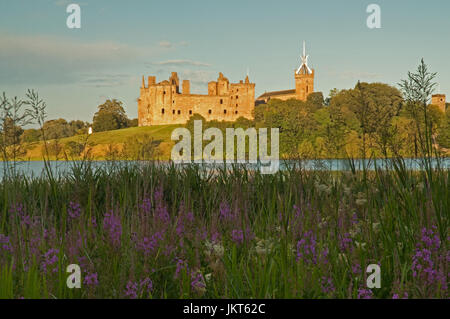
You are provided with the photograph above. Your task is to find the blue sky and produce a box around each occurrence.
[1,0,449,123]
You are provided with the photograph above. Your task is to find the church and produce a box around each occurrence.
[256,41,315,104]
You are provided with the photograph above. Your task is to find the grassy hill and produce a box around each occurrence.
[21,124,182,161]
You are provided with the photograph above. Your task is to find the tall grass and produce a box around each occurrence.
[0,160,447,299]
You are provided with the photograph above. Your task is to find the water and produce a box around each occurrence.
[0,158,449,178]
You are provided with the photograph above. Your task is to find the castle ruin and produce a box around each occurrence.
[138,72,255,126]
[431,94,446,113]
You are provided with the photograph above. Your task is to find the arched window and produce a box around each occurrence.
[172,110,175,114]
[161,108,165,114]
[208,109,212,114]
[189,110,192,115]
[178,110,181,115]
[224,110,227,114]
[220,99,223,104]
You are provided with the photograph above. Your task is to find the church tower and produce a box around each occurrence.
[295,41,314,101]
[431,94,446,113]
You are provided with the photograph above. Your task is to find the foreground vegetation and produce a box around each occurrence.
[0,160,448,299]
[0,59,447,299]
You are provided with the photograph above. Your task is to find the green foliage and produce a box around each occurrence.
[64,140,85,157]
[21,129,41,143]
[0,162,447,299]
[93,99,129,132]
[128,118,138,127]
[2,117,24,146]
[254,79,447,159]
[122,134,161,160]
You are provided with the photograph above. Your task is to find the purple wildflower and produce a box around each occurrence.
[219,202,233,220]
[339,233,353,252]
[84,272,99,287]
[175,258,188,279]
[352,263,362,275]
[68,201,81,219]
[296,230,318,264]
[231,229,244,245]
[103,211,122,247]
[357,288,373,299]
[411,226,446,289]
[136,232,163,256]
[0,234,12,252]
[140,278,153,295]
[321,276,335,294]
[140,196,152,214]
[125,280,138,299]
[191,271,206,293]
[41,248,59,273]
[392,292,408,299]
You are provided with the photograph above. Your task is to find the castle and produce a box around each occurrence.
[431,94,447,113]
[256,41,315,104]
[138,42,315,126]
[138,72,255,126]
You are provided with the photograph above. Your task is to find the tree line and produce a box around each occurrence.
[187,60,449,160]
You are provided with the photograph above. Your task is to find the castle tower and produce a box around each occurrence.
[295,41,314,101]
[432,94,446,113]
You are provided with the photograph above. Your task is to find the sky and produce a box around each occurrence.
[0,0,449,123]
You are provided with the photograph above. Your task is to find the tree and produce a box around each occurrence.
[2,117,24,146]
[42,119,71,139]
[93,99,129,132]
[21,128,41,143]
[65,140,85,157]
[128,118,139,127]
[329,82,402,158]
[306,92,324,111]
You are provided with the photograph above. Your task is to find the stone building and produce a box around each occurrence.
[138,72,255,126]
[256,41,315,104]
[431,94,446,113]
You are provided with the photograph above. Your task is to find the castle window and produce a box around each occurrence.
[173,110,175,114]
[178,110,181,115]
[306,86,309,94]
[208,109,212,114]
[236,103,238,107]
[161,108,165,114]
[235,111,238,114]
[224,110,227,114]
[220,99,223,104]
[189,110,192,115]
[163,91,166,95]
[236,95,238,99]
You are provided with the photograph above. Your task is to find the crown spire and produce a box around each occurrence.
[296,41,312,75]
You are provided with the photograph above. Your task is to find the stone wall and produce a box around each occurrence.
[138,72,255,126]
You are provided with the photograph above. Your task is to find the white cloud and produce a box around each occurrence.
[159,41,173,48]
[0,33,157,85]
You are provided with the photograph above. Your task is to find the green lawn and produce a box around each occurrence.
[64,125,181,144]
[22,125,182,160]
